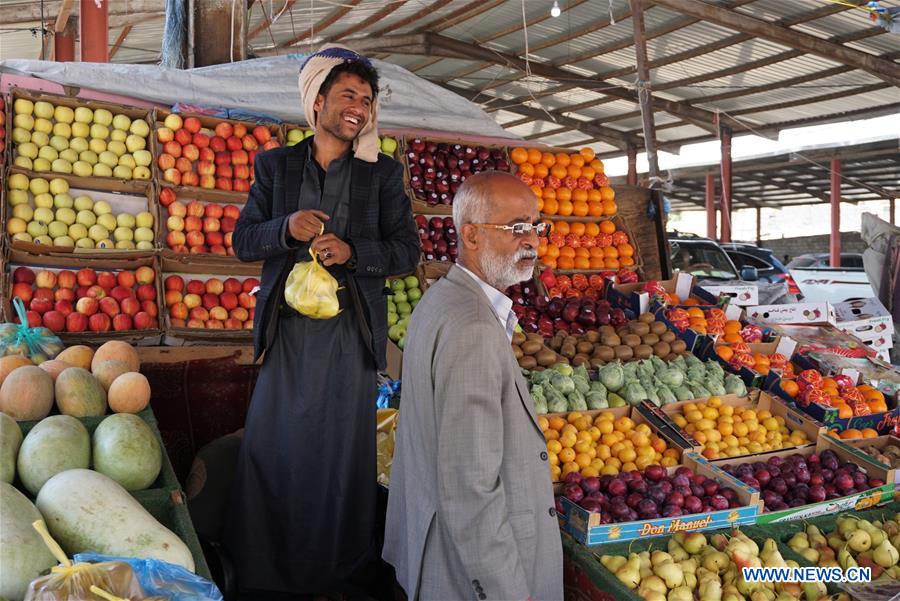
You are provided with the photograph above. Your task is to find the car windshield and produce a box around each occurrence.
[669,241,738,279]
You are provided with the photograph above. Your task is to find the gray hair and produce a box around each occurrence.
[452,170,520,227]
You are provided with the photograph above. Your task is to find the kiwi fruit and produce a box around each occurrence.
[525,332,544,343]
[584,331,601,344]
[573,354,591,367]
[671,339,687,354]
[564,336,578,348]
[650,321,668,336]
[536,348,557,367]
[653,341,671,357]
[594,346,615,362]
[518,355,537,369]
[513,345,524,359]
[614,345,634,360]
[642,333,660,347]
[599,326,616,337]
[557,356,570,365]
[576,341,594,355]
[561,343,577,359]
[512,331,526,345]
[630,322,650,336]
[521,341,543,356]
[590,357,607,369]
[623,334,642,348]
[634,344,653,360]
[639,312,655,323]
[660,331,677,343]
[665,353,678,362]
[602,334,622,347]
[549,336,563,351]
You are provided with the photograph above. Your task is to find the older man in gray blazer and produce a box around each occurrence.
[384,171,563,601]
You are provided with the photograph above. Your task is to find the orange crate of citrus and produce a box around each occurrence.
[779,368,891,419]
[538,409,680,482]
[510,147,616,218]
[538,218,636,271]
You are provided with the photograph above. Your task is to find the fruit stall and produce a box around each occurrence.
[2,72,900,601]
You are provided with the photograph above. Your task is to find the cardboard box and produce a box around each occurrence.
[837,434,900,484]
[608,272,694,316]
[691,434,894,524]
[385,340,403,380]
[746,302,836,326]
[700,284,759,306]
[652,305,711,353]
[834,297,894,339]
[559,452,760,546]
[700,336,797,388]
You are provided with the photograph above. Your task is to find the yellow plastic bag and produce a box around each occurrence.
[376,409,398,487]
[284,243,341,320]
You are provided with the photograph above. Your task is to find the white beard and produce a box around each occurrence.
[480,240,537,291]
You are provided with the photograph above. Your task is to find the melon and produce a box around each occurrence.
[0,482,57,601]
[55,367,107,418]
[37,469,195,571]
[91,341,140,374]
[55,345,94,370]
[0,366,54,421]
[17,415,91,496]
[38,359,72,381]
[93,413,161,490]
[0,412,23,484]
[0,355,33,386]
[108,372,151,414]
[93,360,131,391]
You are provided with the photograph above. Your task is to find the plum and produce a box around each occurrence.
[582,477,601,494]
[770,477,788,496]
[768,455,786,468]
[662,504,683,517]
[690,484,706,498]
[626,492,644,509]
[645,465,667,482]
[808,485,826,502]
[667,491,685,507]
[672,474,691,489]
[564,483,584,503]
[754,469,771,488]
[703,480,720,497]
[835,473,855,493]
[853,471,869,489]
[629,479,648,495]
[647,485,667,505]
[710,495,729,511]
[683,495,702,514]
[637,498,659,519]
[580,499,603,513]
[608,478,628,497]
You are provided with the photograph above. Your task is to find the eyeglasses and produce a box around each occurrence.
[472,222,552,237]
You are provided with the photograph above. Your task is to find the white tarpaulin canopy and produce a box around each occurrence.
[0,56,515,139]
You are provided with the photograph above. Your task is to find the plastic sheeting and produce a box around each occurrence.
[0,56,515,139]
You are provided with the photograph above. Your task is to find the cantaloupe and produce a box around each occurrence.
[0,482,57,601]
[38,359,72,381]
[55,345,94,370]
[93,413,161,490]
[108,372,151,413]
[0,366,54,421]
[0,412,23,484]
[0,355,33,386]
[55,367,107,418]
[91,341,140,374]
[17,415,91,496]
[93,360,132,391]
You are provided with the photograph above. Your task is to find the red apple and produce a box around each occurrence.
[75,286,89,299]
[89,313,111,332]
[230,307,249,322]
[252,125,272,144]
[181,171,200,187]
[136,266,155,285]
[238,292,256,309]
[175,157,193,174]
[205,278,224,295]
[233,164,251,180]
[157,127,174,143]
[30,298,53,315]
[163,168,182,185]
[112,314,133,331]
[56,270,76,289]
[214,151,231,166]
[223,205,241,220]
[181,143,200,162]
[174,128,192,146]
[165,276,184,292]
[202,293,220,310]
[200,175,216,189]
[110,286,132,303]
[216,164,233,179]
[12,283,33,304]
[116,271,136,288]
[54,300,74,316]
[206,231,224,247]
[215,178,232,191]
[232,180,250,193]
[159,187,176,207]
[136,284,156,301]
[55,288,75,302]
[24,311,42,327]
[184,216,202,232]
[33,288,54,303]
[76,297,99,316]
[35,270,57,289]
[243,320,254,329]
[197,161,215,176]
[210,244,227,255]
[208,306,228,321]
[182,117,201,134]
[203,217,221,233]
[173,245,189,254]
[222,278,242,294]
[141,300,158,317]
[224,232,233,248]
[215,122,234,139]
[206,319,224,329]
[187,201,205,218]
[170,302,189,319]
[87,285,106,299]
[77,268,97,287]
[199,147,215,162]
[42,310,66,332]
[183,293,201,309]
[169,201,187,218]
[13,267,35,284]
[165,290,183,306]
[186,319,205,329]
[190,306,210,321]
[97,272,117,290]
[157,153,176,170]
[243,278,259,293]
[233,123,247,138]
[133,312,153,330]
[226,136,243,152]
[263,140,279,151]
[66,312,88,332]
[224,318,243,330]
[242,135,258,151]
[99,296,120,317]
[193,131,210,147]
[186,280,205,295]
[163,141,183,158]
[219,291,238,310]
[167,231,186,247]
[231,149,249,165]
[170,318,186,328]
[121,297,141,316]
[210,136,227,153]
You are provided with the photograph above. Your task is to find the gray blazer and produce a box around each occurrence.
[383,265,564,601]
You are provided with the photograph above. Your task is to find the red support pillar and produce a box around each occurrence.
[830,158,842,268]
[705,173,716,240]
[80,0,108,63]
[719,125,733,243]
[55,19,77,62]
[627,144,638,186]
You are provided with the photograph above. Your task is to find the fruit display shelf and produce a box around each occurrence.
[4,169,158,258]
[401,136,512,216]
[415,214,458,264]
[7,88,154,186]
[3,250,164,345]
[151,108,282,197]
[539,214,641,274]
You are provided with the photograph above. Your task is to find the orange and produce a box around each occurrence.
[600,186,615,201]
[617,243,634,257]
[572,201,589,218]
[620,256,635,267]
[839,428,862,439]
[589,246,604,258]
[567,165,582,179]
[556,187,572,202]
[861,428,879,438]
[541,187,556,200]
[557,256,575,270]
[599,221,616,235]
[541,257,557,269]
[723,332,744,344]
[555,153,571,167]
[542,198,559,215]
[716,346,734,362]
[518,162,535,177]
[511,147,528,164]
[559,246,576,258]
[541,152,556,167]
[548,416,566,431]
[554,221,570,235]
[570,154,585,168]
[584,222,600,237]
[602,200,617,216]
[581,167,596,181]
[529,185,543,198]
[572,188,588,203]
[590,159,604,173]
[557,200,574,217]
[836,403,853,419]
[580,147,596,162]
[574,257,590,270]
[864,388,886,402]
[589,257,605,269]
[575,247,590,258]
[724,321,742,334]
[588,189,603,202]
[605,258,620,269]
[780,380,799,398]
[588,202,603,217]
[550,164,568,179]
[534,164,549,179]
[687,307,705,318]
[527,148,542,164]
[569,222,585,236]
[603,246,619,259]
[868,399,888,413]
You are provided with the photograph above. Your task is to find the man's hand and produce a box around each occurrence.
[311,233,352,266]
[288,209,330,242]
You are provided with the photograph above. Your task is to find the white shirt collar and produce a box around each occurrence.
[456,263,517,342]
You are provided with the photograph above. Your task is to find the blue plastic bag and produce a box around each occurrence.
[1,298,65,361]
[72,553,222,601]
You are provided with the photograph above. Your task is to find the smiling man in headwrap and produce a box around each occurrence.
[224,45,420,599]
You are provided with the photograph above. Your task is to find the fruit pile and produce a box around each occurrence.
[722,449,884,511]
[414,215,457,263]
[6,174,155,250]
[643,281,713,308]
[510,147,615,218]
[406,139,510,207]
[11,266,159,333]
[539,267,637,300]
[713,344,787,376]
[561,464,744,520]
[539,410,679,481]
[526,363,614,412]
[598,530,836,601]
[286,127,398,156]
[387,275,422,349]
[668,397,811,460]
[155,114,280,191]
[512,332,564,371]
[164,275,257,330]
[538,220,635,271]
[11,98,152,180]
[847,439,900,465]
[159,187,239,255]
[787,514,900,578]
[780,370,889,417]
[549,314,688,367]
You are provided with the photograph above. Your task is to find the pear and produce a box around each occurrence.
[651,550,673,567]
[837,516,858,539]
[667,585,693,601]
[682,532,708,555]
[885,564,900,578]
[891,532,900,551]
[668,538,689,562]
[799,548,819,563]
[873,539,900,568]
[615,555,641,589]
[640,566,653,580]
[838,544,858,570]
[639,551,651,571]
[751,590,775,601]
[654,560,683,589]
[642,592,666,601]
[600,555,626,572]
[784,560,798,569]
[678,558,697,575]
[883,520,900,538]
[711,533,729,551]
[722,585,744,601]
[801,581,826,601]
[788,532,809,550]
[870,529,887,548]
[847,529,872,553]
[699,578,723,601]
[827,533,845,551]
[703,550,730,574]
[682,572,697,590]
[639,574,667,595]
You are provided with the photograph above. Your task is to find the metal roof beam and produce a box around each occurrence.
[0,0,163,23]
[648,0,900,87]
[248,0,295,42]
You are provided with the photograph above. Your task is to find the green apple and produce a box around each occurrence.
[14,98,34,115]
[13,156,33,170]
[33,118,53,134]
[76,210,97,228]
[304,129,316,138]
[387,312,398,326]
[38,146,59,162]
[133,166,151,180]
[72,161,93,177]
[135,211,154,228]
[133,150,152,166]
[110,129,127,142]
[51,159,73,174]
[54,193,74,209]
[98,151,118,167]
[287,129,304,143]
[403,275,419,289]
[115,240,135,250]
[388,324,403,342]
[380,137,398,154]
[408,287,422,302]
[33,235,53,246]
[71,122,90,138]
[31,131,49,148]
[33,207,54,223]
[27,220,49,238]
[96,239,115,249]
[88,138,107,154]
[134,227,154,243]
[29,177,50,195]
[54,105,74,123]
[48,221,68,238]
[74,106,94,124]
[7,218,27,236]
[129,119,150,137]
[68,223,88,240]
[88,224,109,242]
[12,205,33,221]
[11,128,32,144]
[7,173,30,190]
[393,290,408,303]
[396,301,412,315]
[112,114,132,131]
[55,207,76,225]
[49,135,69,152]
[17,142,38,159]
[93,200,112,215]
[32,158,52,172]
[125,134,146,152]
[12,232,33,244]
[59,149,79,164]
[97,213,117,231]
[136,240,155,251]
[7,190,29,206]
[74,195,94,211]
[90,124,110,140]
[34,193,53,209]
[53,122,72,138]
[391,279,406,292]
[33,101,54,119]
[113,226,134,242]
[117,213,136,229]
[92,163,113,178]
[93,108,113,126]
[13,114,35,130]
[118,155,136,170]
[75,237,95,249]
[107,140,127,157]
[79,150,99,165]
[53,235,75,248]
[69,137,89,152]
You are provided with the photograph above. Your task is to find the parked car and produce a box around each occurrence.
[668,234,740,281]
[721,243,789,283]
[787,252,865,270]
[786,253,875,303]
